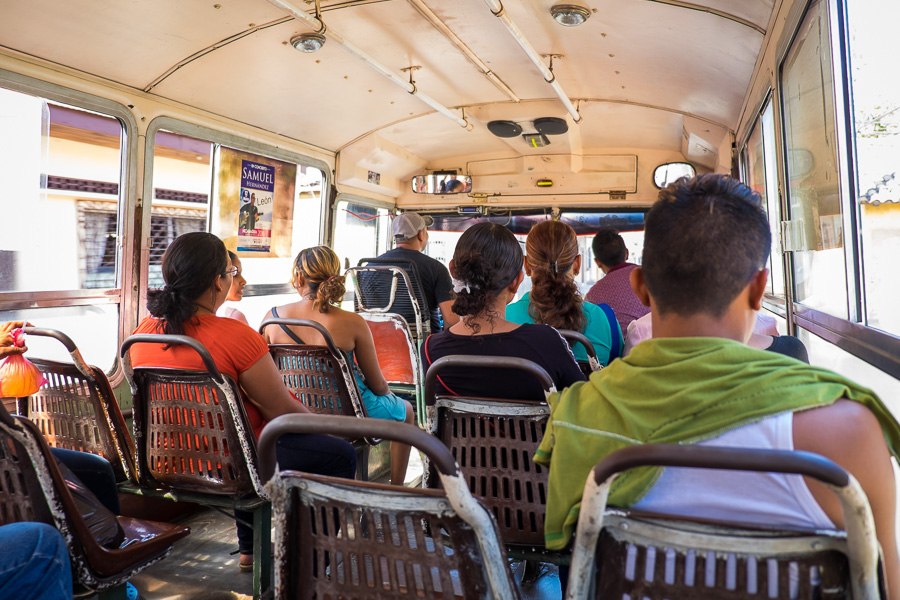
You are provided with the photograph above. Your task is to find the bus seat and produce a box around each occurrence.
[349,261,432,340]
[258,414,520,600]
[0,400,189,596]
[566,444,883,600]
[260,317,378,481]
[359,312,425,426]
[19,326,137,483]
[558,329,602,377]
[120,334,272,599]
[422,355,561,563]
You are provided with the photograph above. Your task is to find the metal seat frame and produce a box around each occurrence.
[258,414,521,600]
[423,355,562,562]
[20,326,136,483]
[120,333,272,599]
[566,444,883,600]
[558,329,602,377]
[0,400,189,597]
[259,317,379,480]
[348,262,430,341]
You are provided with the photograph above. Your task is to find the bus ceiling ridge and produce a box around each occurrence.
[119,333,225,384]
[423,354,555,403]
[591,444,850,489]
[257,414,457,482]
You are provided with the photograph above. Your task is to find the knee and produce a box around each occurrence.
[404,400,414,423]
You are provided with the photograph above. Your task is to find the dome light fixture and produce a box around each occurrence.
[550,4,591,26]
[290,32,326,53]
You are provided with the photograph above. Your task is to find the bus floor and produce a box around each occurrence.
[108,451,563,599]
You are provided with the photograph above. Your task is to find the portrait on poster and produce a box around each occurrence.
[237,160,275,252]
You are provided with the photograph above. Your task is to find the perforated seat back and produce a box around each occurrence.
[353,259,434,337]
[0,416,55,526]
[22,327,136,482]
[594,513,851,600]
[268,346,365,419]
[29,358,136,482]
[129,368,259,496]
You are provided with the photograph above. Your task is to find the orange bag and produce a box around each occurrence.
[0,329,47,397]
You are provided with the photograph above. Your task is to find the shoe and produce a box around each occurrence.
[239,553,253,572]
[126,582,140,600]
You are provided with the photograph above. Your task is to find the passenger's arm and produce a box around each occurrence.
[259,309,275,343]
[238,353,311,420]
[353,316,391,396]
[438,300,459,328]
[793,400,899,598]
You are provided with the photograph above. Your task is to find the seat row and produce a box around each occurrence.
[3,325,882,599]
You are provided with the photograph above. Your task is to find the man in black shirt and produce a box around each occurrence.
[377,212,458,331]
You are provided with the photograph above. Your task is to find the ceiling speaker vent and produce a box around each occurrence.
[534,117,568,135]
[487,120,523,138]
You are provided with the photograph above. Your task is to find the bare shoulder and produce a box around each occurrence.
[793,399,884,459]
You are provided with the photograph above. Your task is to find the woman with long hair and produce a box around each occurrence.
[128,232,356,570]
[421,222,585,400]
[261,246,415,487]
[507,220,622,366]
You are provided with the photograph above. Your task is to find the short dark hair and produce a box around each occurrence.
[591,228,627,267]
[642,173,771,318]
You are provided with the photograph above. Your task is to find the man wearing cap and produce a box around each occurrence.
[377,212,458,331]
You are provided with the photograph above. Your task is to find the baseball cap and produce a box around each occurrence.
[392,212,434,240]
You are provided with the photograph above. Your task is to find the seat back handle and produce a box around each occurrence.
[259,318,341,357]
[424,354,555,403]
[120,334,225,384]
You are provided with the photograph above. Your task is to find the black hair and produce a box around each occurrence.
[642,173,771,318]
[591,227,627,267]
[146,232,228,335]
[451,222,523,333]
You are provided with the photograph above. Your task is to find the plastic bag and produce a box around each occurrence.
[0,329,47,397]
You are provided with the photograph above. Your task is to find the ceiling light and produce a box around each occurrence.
[290,32,326,53]
[550,4,590,26]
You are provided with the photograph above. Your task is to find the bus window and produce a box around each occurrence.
[147,128,327,327]
[332,200,391,272]
[848,1,900,336]
[743,100,785,297]
[0,88,125,368]
[781,0,848,319]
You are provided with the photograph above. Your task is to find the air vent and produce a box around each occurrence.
[534,117,568,135]
[522,133,550,148]
[487,120,523,138]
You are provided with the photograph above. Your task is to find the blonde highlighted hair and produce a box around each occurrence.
[292,245,346,313]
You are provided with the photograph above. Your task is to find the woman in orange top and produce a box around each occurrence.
[129,232,356,570]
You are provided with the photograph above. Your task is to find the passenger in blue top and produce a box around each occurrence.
[506,220,622,366]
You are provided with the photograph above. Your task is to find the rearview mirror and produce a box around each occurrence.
[412,174,472,194]
[653,162,696,188]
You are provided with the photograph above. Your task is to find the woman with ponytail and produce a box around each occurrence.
[262,245,414,487]
[507,220,622,366]
[421,222,585,400]
[130,232,357,570]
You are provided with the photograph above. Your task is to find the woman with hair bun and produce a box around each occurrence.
[506,220,622,366]
[262,245,414,486]
[130,232,356,571]
[421,222,585,400]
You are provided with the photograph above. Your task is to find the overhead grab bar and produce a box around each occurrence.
[269,0,473,130]
[482,0,583,123]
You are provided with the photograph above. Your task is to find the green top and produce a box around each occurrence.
[534,336,900,550]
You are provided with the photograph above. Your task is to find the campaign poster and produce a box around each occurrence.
[237,161,275,252]
[212,146,296,258]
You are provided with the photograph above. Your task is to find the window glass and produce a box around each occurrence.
[781,0,848,318]
[332,201,391,271]
[148,131,325,327]
[848,1,900,335]
[744,102,785,296]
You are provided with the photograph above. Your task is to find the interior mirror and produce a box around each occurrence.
[653,162,696,188]
[412,174,472,194]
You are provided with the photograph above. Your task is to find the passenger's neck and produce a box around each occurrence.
[651,310,753,344]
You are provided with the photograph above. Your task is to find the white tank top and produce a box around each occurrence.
[633,412,834,529]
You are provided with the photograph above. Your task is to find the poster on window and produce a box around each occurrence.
[212,146,296,258]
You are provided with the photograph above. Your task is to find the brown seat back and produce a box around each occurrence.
[23,327,136,482]
[121,334,265,498]
[0,403,189,590]
[423,355,556,552]
[567,444,883,600]
[259,414,520,600]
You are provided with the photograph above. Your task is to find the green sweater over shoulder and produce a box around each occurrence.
[534,337,900,550]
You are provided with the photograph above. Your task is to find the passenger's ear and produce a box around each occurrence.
[594,258,604,270]
[448,259,456,278]
[508,270,525,297]
[523,258,532,277]
[748,268,768,311]
[630,267,651,307]
[572,254,582,276]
